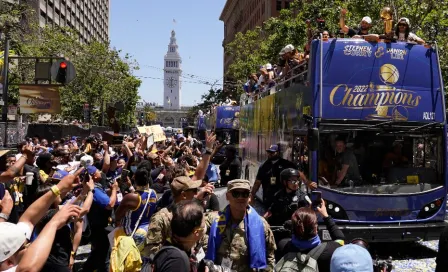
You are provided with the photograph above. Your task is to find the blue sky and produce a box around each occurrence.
[109,0,226,106]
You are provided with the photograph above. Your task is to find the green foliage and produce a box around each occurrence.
[143,104,157,122]
[224,0,448,95]
[1,0,141,126]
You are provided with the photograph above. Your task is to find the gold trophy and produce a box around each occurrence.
[380,7,394,42]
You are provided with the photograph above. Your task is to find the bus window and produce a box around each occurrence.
[318,130,444,194]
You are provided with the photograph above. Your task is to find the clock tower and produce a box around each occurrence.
[163,30,182,110]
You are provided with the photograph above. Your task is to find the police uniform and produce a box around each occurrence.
[143,176,210,257]
[256,158,297,208]
[267,188,308,226]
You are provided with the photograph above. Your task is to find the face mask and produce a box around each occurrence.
[131,166,138,173]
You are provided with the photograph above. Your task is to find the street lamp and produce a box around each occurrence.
[1,16,19,147]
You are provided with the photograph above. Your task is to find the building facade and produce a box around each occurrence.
[163,30,182,110]
[219,0,292,78]
[31,0,110,44]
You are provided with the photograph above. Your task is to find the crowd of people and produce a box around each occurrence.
[0,130,413,272]
[243,8,425,98]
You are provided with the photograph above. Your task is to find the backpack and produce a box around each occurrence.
[275,243,327,272]
[142,246,190,272]
[110,193,152,272]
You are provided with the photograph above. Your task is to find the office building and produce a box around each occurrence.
[220,0,292,78]
[31,0,110,44]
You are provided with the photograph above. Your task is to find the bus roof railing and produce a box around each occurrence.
[240,61,308,105]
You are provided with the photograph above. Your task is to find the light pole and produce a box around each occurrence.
[1,21,11,147]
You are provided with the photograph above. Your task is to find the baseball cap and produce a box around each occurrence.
[0,222,29,262]
[80,155,94,167]
[52,169,69,180]
[86,165,98,176]
[265,63,272,70]
[227,179,251,192]
[361,16,372,24]
[266,144,279,152]
[170,176,202,192]
[398,17,410,26]
[330,244,373,272]
[280,44,295,55]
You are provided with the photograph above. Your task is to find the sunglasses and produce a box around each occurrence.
[185,188,199,194]
[231,190,250,199]
[398,24,407,27]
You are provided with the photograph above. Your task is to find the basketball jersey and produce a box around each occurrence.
[122,189,157,235]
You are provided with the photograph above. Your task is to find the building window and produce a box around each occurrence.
[285,1,290,9]
[276,0,282,11]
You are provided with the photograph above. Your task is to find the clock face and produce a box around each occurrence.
[165,77,178,88]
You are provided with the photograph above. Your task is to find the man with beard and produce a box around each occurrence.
[250,145,298,209]
[339,8,379,42]
[83,165,118,272]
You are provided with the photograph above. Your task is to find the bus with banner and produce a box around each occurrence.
[240,38,447,242]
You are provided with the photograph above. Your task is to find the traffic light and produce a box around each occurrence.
[51,60,76,84]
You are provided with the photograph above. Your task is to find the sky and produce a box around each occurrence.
[109,0,226,107]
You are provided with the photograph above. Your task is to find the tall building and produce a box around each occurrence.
[163,30,182,110]
[220,0,292,78]
[30,0,110,44]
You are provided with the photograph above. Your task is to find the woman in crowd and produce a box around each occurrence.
[277,200,345,272]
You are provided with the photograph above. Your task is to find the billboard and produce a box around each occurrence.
[19,85,61,114]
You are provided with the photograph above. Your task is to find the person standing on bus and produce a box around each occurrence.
[334,137,362,187]
[339,8,378,42]
[251,144,297,208]
[219,145,241,186]
[393,18,425,44]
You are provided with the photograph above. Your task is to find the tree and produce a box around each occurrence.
[224,0,448,98]
[144,104,157,123]
[1,1,142,126]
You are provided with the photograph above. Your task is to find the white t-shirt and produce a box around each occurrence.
[396,32,419,42]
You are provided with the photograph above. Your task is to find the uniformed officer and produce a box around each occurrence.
[251,144,298,208]
[205,179,276,272]
[263,168,315,226]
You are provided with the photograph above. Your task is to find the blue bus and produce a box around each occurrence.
[240,38,447,242]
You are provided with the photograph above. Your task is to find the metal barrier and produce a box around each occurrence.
[240,61,309,105]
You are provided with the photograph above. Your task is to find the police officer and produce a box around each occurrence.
[251,144,297,208]
[263,168,314,226]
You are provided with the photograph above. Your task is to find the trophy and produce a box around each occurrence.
[380,7,394,41]
[102,102,124,145]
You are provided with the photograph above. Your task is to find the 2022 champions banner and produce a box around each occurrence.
[316,40,444,123]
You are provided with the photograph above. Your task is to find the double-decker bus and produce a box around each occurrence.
[240,38,447,242]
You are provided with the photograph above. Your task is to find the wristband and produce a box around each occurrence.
[50,185,61,197]
[0,213,9,221]
[205,148,213,154]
